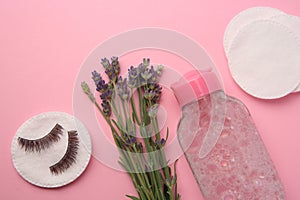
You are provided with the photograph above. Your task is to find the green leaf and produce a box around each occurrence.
[126,195,141,200]
[165,128,169,141]
[112,119,124,134]
[131,97,141,125]
[173,159,179,181]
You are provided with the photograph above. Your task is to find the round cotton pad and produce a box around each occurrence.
[223,7,284,55]
[228,20,300,99]
[270,14,300,93]
[11,112,92,188]
[271,14,300,36]
[294,84,300,92]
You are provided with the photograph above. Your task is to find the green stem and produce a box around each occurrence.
[122,100,131,134]
[83,80,178,200]
[147,99,172,184]
[137,88,144,122]
[131,95,141,125]
[113,82,126,129]
[110,99,125,131]
[125,150,154,200]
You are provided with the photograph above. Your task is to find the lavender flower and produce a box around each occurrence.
[160,138,166,146]
[125,137,137,145]
[92,71,108,93]
[101,58,110,69]
[147,104,159,118]
[144,83,162,104]
[116,77,130,101]
[101,100,111,116]
[155,138,166,147]
[127,58,163,89]
[156,64,164,76]
[81,57,180,200]
[91,70,113,116]
[141,68,152,81]
[143,58,150,67]
[144,90,157,101]
[127,78,137,89]
[128,66,139,88]
[137,62,147,86]
[149,65,161,83]
[92,70,101,84]
[100,87,113,101]
[81,81,91,95]
[81,82,95,102]
[111,56,120,75]
[101,57,120,83]
[128,66,139,79]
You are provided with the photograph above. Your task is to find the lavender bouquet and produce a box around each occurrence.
[81,57,180,200]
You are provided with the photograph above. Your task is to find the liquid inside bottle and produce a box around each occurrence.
[172,71,285,200]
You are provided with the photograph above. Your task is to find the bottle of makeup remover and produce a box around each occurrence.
[171,70,285,200]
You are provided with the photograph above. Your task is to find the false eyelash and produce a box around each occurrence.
[18,123,64,152]
[49,130,79,175]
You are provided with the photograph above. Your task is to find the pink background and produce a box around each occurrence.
[1,0,299,199]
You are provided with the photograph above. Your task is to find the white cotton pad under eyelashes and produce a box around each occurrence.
[270,14,300,93]
[223,7,284,55]
[11,112,92,188]
[227,20,300,99]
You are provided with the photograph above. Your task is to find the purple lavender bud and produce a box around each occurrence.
[128,78,137,89]
[105,68,115,82]
[130,137,136,144]
[111,56,118,63]
[156,65,164,76]
[100,88,113,101]
[128,66,139,79]
[101,57,119,82]
[117,77,130,101]
[125,137,136,145]
[144,90,156,101]
[160,138,166,146]
[92,70,101,84]
[91,70,109,93]
[148,66,158,83]
[155,139,159,146]
[143,58,150,67]
[96,79,108,93]
[111,56,120,74]
[141,69,152,81]
[125,139,130,144]
[101,100,111,116]
[101,58,110,69]
[144,83,162,104]
[138,62,147,74]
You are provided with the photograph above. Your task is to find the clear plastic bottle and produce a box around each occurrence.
[171,70,285,200]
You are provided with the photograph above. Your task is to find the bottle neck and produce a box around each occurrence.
[171,70,222,108]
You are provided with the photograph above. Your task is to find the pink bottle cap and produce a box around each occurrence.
[171,70,222,107]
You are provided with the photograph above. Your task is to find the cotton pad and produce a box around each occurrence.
[270,14,300,93]
[223,7,284,55]
[11,112,92,188]
[227,20,300,99]
[294,84,300,92]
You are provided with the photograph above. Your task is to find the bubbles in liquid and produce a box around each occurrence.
[222,191,236,200]
[180,91,285,199]
[221,160,228,167]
